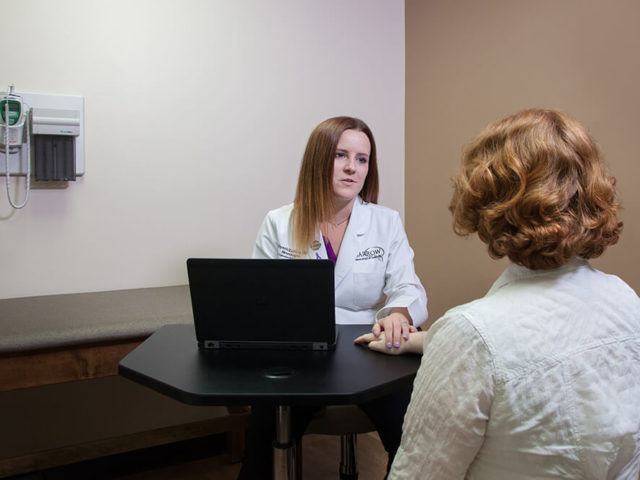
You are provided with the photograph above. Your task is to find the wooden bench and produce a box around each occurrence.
[0,286,249,478]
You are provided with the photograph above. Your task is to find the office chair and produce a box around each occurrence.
[303,405,375,480]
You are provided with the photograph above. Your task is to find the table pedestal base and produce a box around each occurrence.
[273,405,301,480]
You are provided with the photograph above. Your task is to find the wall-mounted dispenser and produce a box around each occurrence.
[0,86,85,210]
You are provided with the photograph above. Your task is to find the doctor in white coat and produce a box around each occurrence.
[253,197,427,328]
[253,118,427,340]
[238,116,428,479]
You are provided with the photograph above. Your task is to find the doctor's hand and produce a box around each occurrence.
[372,310,416,349]
[354,331,424,355]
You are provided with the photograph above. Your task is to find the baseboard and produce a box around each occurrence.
[0,415,249,478]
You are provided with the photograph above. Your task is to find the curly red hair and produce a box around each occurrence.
[449,109,622,270]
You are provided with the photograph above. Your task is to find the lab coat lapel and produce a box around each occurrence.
[334,197,370,289]
[309,228,329,260]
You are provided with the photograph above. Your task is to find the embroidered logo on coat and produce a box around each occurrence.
[356,246,385,262]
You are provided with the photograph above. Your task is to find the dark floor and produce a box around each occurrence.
[8,432,386,480]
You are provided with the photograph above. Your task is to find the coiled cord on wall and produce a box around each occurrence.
[3,90,30,209]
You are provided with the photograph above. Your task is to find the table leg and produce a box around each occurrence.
[273,405,299,480]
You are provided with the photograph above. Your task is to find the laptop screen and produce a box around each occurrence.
[186,258,336,349]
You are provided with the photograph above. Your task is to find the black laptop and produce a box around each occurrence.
[186,258,336,350]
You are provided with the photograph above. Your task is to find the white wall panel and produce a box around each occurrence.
[0,0,405,298]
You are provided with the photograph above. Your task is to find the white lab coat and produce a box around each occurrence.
[253,197,428,326]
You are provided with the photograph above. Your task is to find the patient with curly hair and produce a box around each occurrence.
[356,109,640,479]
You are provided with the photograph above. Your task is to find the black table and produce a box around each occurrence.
[119,324,421,479]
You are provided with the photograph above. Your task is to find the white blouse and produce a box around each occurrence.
[391,258,640,479]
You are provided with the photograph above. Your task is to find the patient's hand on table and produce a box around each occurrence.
[354,330,425,355]
[373,309,414,348]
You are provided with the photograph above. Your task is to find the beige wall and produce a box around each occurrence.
[1,0,405,299]
[406,0,640,322]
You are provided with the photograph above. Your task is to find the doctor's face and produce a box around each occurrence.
[332,129,370,205]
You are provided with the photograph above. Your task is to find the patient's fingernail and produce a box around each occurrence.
[386,342,392,348]
[394,342,400,348]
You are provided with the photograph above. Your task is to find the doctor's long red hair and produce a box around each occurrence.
[292,116,379,251]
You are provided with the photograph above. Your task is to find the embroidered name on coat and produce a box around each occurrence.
[278,244,306,259]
